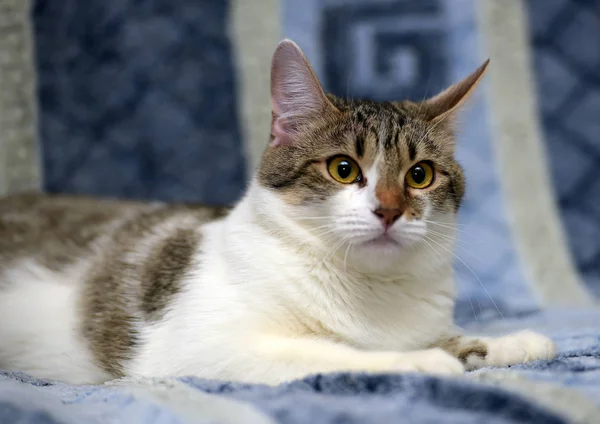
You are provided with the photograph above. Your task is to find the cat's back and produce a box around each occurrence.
[0,192,228,270]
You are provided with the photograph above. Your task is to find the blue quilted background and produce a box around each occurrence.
[526,0,600,296]
[33,0,246,205]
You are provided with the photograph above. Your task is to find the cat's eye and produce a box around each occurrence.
[327,156,362,184]
[405,162,434,189]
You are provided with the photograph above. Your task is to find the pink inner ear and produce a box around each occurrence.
[271,116,294,147]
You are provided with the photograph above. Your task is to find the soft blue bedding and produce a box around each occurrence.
[2,307,599,424]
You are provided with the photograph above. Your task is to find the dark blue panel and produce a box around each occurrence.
[33,0,246,205]
[321,0,446,101]
[526,0,600,295]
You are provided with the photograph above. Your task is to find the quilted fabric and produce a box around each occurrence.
[3,307,600,423]
[526,0,600,296]
[33,0,246,205]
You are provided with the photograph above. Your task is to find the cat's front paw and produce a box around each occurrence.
[392,348,465,376]
[483,330,556,367]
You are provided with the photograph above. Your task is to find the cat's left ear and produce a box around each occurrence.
[270,39,338,146]
[422,60,490,124]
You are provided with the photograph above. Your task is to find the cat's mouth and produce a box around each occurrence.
[363,233,401,248]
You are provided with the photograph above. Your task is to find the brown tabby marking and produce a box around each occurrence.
[438,336,488,362]
[0,192,229,377]
[82,205,227,376]
[259,96,466,216]
[0,192,145,273]
[141,227,200,320]
[264,42,486,214]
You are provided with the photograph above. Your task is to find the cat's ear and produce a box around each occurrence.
[422,60,489,124]
[270,39,338,146]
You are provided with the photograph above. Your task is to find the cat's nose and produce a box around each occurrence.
[373,208,402,228]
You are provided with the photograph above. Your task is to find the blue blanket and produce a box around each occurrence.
[2,308,599,423]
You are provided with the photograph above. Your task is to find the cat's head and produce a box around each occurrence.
[255,40,487,267]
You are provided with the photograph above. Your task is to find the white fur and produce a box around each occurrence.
[466,331,557,370]
[127,178,463,384]
[0,177,555,384]
[0,261,111,383]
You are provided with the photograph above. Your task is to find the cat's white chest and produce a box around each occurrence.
[223,233,452,351]
[298,261,455,352]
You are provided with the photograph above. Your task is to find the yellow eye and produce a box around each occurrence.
[327,156,362,184]
[406,162,434,189]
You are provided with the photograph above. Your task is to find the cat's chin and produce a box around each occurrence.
[348,237,410,273]
[362,234,402,249]
[355,234,414,258]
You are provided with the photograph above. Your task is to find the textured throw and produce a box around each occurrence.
[1,308,600,423]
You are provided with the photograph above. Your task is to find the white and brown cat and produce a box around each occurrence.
[0,40,555,385]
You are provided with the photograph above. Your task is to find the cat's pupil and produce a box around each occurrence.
[411,166,425,183]
[337,161,352,179]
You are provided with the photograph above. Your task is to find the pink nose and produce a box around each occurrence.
[373,208,402,228]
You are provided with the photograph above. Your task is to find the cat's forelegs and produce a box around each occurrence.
[240,335,465,384]
[436,330,556,370]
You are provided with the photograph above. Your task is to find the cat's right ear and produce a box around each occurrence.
[270,39,338,146]
[421,60,489,125]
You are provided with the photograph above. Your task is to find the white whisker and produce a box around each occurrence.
[422,220,481,242]
[420,218,467,227]
[424,235,504,321]
[343,242,353,274]
[420,237,479,321]
[294,216,336,221]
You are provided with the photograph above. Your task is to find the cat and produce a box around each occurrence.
[0,39,555,385]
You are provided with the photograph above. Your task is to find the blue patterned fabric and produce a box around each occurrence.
[33,0,246,205]
[2,308,600,423]
[526,0,600,296]
[0,376,564,424]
